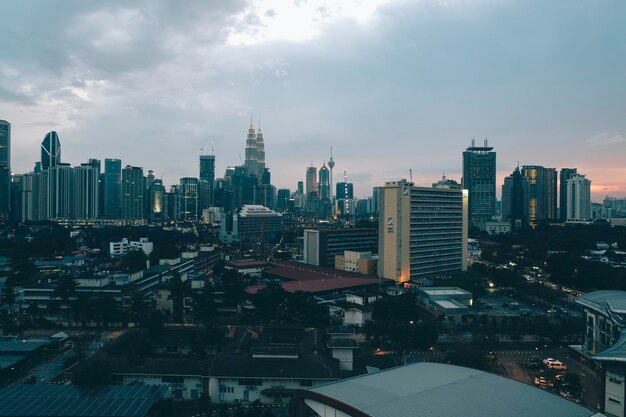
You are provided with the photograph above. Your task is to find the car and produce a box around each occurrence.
[542,357,556,365]
[547,309,557,314]
[543,358,567,370]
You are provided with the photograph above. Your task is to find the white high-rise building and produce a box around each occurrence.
[378,179,468,283]
[566,173,592,222]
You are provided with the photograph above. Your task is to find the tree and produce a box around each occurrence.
[72,357,113,386]
[120,250,147,273]
[53,275,77,324]
[193,286,217,324]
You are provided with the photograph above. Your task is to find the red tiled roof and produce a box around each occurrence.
[246,260,384,294]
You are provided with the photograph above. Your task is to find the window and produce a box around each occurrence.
[609,398,621,405]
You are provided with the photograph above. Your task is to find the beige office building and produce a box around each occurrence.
[378,179,468,283]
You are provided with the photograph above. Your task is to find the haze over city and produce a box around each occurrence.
[2,0,626,198]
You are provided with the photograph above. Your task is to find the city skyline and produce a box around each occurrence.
[1,1,626,199]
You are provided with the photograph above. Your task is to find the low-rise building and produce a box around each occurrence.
[416,287,472,325]
[109,237,153,256]
[335,250,377,275]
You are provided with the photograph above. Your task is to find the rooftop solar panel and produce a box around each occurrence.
[0,385,164,417]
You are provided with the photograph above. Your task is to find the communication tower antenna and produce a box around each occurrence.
[409,169,413,182]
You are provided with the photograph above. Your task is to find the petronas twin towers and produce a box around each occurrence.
[244,120,266,178]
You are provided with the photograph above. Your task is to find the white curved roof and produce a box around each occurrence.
[309,362,601,417]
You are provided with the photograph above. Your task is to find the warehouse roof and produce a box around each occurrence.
[306,362,600,417]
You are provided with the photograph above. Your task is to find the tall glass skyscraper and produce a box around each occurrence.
[318,163,330,200]
[121,165,144,220]
[521,165,558,224]
[104,159,122,218]
[0,120,10,221]
[41,131,61,170]
[462,140,496,229]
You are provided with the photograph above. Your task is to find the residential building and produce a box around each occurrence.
[462,139,496,228]
[334,251,377,275]
[566,173,592,222]
[378,179,468,283]
[560,168,578,221]
[109,237,153,256]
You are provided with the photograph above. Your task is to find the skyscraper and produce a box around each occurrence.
[41,131,61,170]
[560,168,578,221]
[462,139,496,229]
[149,179,165,222]
[200,154,215,190]
[378,179,468,283]
[121,165,144,220]
[502,167,530,229]
[180,177,199,221]
[328,148,335,201]
[244,122,258,177]
[0,120,10,221]
[71,162,99,219]
[318,163,330,200]
[104,159,122,218]
[256,125,265,177]
[306,166,317,195]
[521,165,558,224]
[335,175,355,217]
[566,173,591,222]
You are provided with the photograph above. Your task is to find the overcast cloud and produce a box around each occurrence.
[1,0,625,199]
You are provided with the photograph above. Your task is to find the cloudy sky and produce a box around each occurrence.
[1,0,625,200]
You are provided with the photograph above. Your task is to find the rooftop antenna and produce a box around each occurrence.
[200,137,210,155]
[211,141,214,154]
[410,169,413,182]
[484,138,488,147]
[239,153,243,164]
[344,170,347,182]
[471,138,475,147]
[250,113,253,126]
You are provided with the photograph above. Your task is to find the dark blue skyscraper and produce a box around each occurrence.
[41,131,61,170]
[462,139,496,228]
[104,159,122,218]
[121,165,144,220]
[0,120,10,221]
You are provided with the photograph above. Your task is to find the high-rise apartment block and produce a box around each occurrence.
[378,179,468,283]
[559,168,578,221]
[566,173,591,222]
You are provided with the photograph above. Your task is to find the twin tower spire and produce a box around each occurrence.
[244,116,265,178]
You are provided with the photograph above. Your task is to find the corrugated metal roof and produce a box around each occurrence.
[309,362,598,417]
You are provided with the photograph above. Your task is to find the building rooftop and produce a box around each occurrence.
[434,299,469,311]
[419,287,472,297]
[576,290,626,314]
[593,331,626,363]
[0,384,164,417]
[306,362,599,417]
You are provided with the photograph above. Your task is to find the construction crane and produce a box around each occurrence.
[200,138,210,155]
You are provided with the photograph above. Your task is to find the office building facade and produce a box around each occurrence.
[121,166,144,220]
[41,131,61,170]
[0,120,10,221]
[303,228,378,267]
[521,165,558,224]
[462,140,496,228]
[378,179,468,283]
[104,159,122,218]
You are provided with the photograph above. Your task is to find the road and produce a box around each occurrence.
[496,349,601,412]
